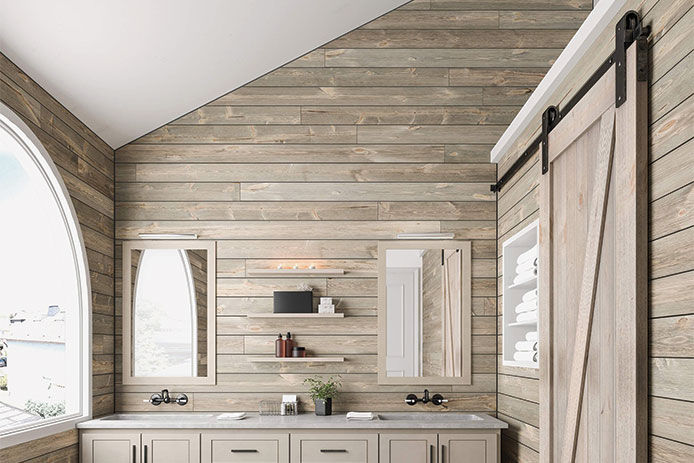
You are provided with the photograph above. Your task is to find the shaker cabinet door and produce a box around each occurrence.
[379,433,438,463]
[81,431,141,463]
[142,432,200,463]
[439,433,497,463]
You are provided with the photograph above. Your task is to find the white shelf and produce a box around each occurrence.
[246,313,344,318]
[246,269,345,276]
[502,219,540,369]
[248,357,345,363]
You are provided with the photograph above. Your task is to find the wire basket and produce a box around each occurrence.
[258,400,282,416]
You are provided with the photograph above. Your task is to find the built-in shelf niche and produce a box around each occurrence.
[502,219,539,369]
[247,357,345,363]
[245,313,344,318]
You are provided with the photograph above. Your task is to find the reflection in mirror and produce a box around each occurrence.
[379,241,471,385]
[123,241,216,385]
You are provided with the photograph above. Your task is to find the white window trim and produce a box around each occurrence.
[0,102,92,449]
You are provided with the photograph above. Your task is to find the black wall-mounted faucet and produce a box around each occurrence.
[405,389,448,406]
[149,389,188,406]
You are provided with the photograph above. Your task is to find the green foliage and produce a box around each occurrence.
[0,375,6,390]
[303,375,341,401]
[25,399,65,418]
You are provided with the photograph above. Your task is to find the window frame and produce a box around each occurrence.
[0,103,92,449]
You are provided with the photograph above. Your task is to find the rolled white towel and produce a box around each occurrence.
[525,331,539,342]
[513,351,538,363]
[516,244,538,265]
[513,268,537,285]
[516,310,538,323]
[515,258,538,275]
[515,340,538,352]
[522,289,538,303]
[515,300,538,314]
[346,412,375,421]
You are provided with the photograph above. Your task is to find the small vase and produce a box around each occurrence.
[314,398,332,416]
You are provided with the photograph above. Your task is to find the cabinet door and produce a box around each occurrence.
[439,433,497,463]
[291,432,378,463]
[142,432,200,463]
[201,432,289,463]
[81,431,140,463]
[379,433,438,463]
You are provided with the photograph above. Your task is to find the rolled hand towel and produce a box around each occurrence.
[525,331,539,342]
[513,268,537,285]
[514,340,538,352]
[516,244,538,265]
[513,351,538,363]
[522,289,538,303]
[515,257,538,275]
[515,300,538,314]
[516,310,538,323]
[346,412,375,421]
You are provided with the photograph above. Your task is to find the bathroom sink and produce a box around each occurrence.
[377,413,483,421]
[101,413,214,421]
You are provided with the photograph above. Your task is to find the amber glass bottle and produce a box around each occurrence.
[275,333,285,357]
[284,332,294,357]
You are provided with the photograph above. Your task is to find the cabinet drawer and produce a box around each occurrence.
[291,433,378,463]
[202,433,289,463]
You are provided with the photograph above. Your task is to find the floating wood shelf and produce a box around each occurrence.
[246,313,344,318]
[508,320,538,327]
[508,276,538,290]
[246,269,345,276]
[248,357,345,363]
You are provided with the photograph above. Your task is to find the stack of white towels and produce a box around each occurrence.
[515,287,538,324]
[513,244,538,285]
[513,330,539,363]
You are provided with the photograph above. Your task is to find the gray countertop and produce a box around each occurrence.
[77,412,507,430]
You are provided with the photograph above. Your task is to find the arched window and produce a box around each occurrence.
[0,103,91,447]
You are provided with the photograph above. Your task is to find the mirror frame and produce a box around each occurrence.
[122,240,216,385]
[377,240,472,385]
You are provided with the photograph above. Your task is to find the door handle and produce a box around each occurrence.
[231,449,259,453]
[441,444,445,463]
[132,444,137,463]
[430,444,435,463]
[143,444,148,463]
[321,449,348,453]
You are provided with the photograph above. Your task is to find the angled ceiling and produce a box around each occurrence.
[0,0,407,148]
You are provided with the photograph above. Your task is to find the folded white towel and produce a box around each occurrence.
[525,331,539,342]
[515,340,538,352]
[513,268,537,285]
[516,244,538,265]
[515,300,538,314]
[515,258,538,275]
[522,289,538,303]
[346,412,375,421]
[516,310,538,323]
[513,351,538,363]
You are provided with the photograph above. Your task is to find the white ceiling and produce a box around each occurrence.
[0,0,407,148]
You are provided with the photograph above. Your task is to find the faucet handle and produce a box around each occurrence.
[431,394,447,406]
[405,394,418,406]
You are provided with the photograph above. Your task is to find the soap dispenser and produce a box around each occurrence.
[285,332,294,358]
[275,333,285,358]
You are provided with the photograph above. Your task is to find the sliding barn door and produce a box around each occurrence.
[539,44,647,462]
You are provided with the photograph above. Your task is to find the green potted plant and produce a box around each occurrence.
[304,375,341,416]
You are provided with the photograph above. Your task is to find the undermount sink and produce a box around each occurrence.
[377,413,483,421]
[101,413,214,421]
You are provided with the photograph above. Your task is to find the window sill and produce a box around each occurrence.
[0,413,89,449]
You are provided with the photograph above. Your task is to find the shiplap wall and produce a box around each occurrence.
[0,54,114,463]
[114,0,587,414]
[495,0,693,461]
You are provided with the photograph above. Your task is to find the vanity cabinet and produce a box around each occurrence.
[201,432,289,463]
[81,431,141,463]
[143,432,200,463]
[379,433,437,463]
[379,431,498,463]
[290,432,378,462]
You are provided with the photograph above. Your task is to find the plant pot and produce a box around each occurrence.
[314,398,332,416]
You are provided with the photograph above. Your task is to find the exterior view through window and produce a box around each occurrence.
[0,110,88,439]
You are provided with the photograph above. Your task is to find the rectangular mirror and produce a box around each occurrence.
[122,240,216,385]
[378,241,472,385]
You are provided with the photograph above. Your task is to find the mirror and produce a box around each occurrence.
[122,241,216,385]
[378,241,471,385]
